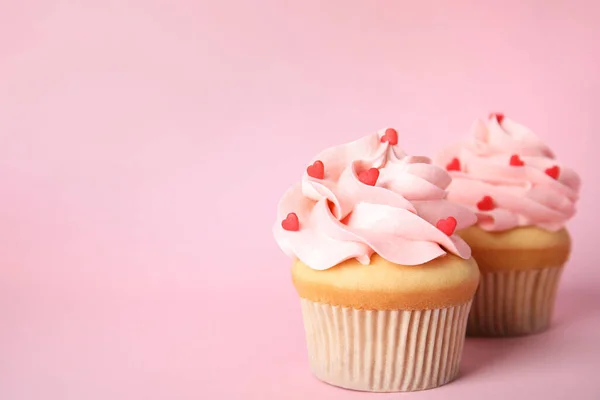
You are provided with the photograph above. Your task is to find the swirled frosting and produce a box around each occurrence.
[273,129,477,270]
[435,115,580,232]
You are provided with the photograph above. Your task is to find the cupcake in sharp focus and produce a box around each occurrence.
[273,128,480,392]
[436,114,581,337]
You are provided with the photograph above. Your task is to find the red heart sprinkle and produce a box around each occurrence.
[477,195,495,211]
[306,160,325,179]
[545,165,560,179]
[358,168,380,186]
[509,154,525,167]
[489,113,505,123]
[436,216,457,236]
[446,158,461,171]
[380,128,398,145]
[281,213,299,231]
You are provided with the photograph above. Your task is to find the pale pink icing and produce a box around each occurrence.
[273,130,477,270]
[436,117,580,232]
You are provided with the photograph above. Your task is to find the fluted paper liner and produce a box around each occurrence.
[467,266,563,336]
[299,299,472,392]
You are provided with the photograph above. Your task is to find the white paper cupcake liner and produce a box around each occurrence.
[299,299,472,392]
[467,266,563,336]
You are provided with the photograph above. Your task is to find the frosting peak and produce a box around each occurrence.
[436,116,580,232]
[274,129,477,270]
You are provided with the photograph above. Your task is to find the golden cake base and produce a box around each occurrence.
[458,226,570,337]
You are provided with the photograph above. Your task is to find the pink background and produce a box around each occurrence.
[1,1,599,399]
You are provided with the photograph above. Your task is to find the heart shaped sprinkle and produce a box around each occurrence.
[477,195,495,211]
[545,165,560,179]
[489,113,505,123]
[509,154,525,167]
[281,213,299,231]
[446,158,461,172]
[436,217,457,236]
[358,168,380,186]
[306,160,325,179]
[380,128,398,145]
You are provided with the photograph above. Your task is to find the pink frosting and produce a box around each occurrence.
[273,130,477,271]
[436,116,580,232]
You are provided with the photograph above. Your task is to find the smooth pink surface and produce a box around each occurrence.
[0,1,599,399]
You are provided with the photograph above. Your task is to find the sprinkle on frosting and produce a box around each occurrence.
[380,128,399,145]
[358,167,380,186]
[307,160,325,179]
[436,116,580,232]
[476,196,495,211]
[274,128,477,270]
[281,213,300,231]
[509,154,525,166]
[545,165,560,180]
[436,217,457,236]
[489,113,505,123]
[446,157,461,171]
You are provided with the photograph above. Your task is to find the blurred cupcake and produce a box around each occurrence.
[436,114,580,336]
[273,129,479,392]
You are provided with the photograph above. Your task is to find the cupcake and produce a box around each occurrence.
[273,129,480,392]
[436,114,580,336]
